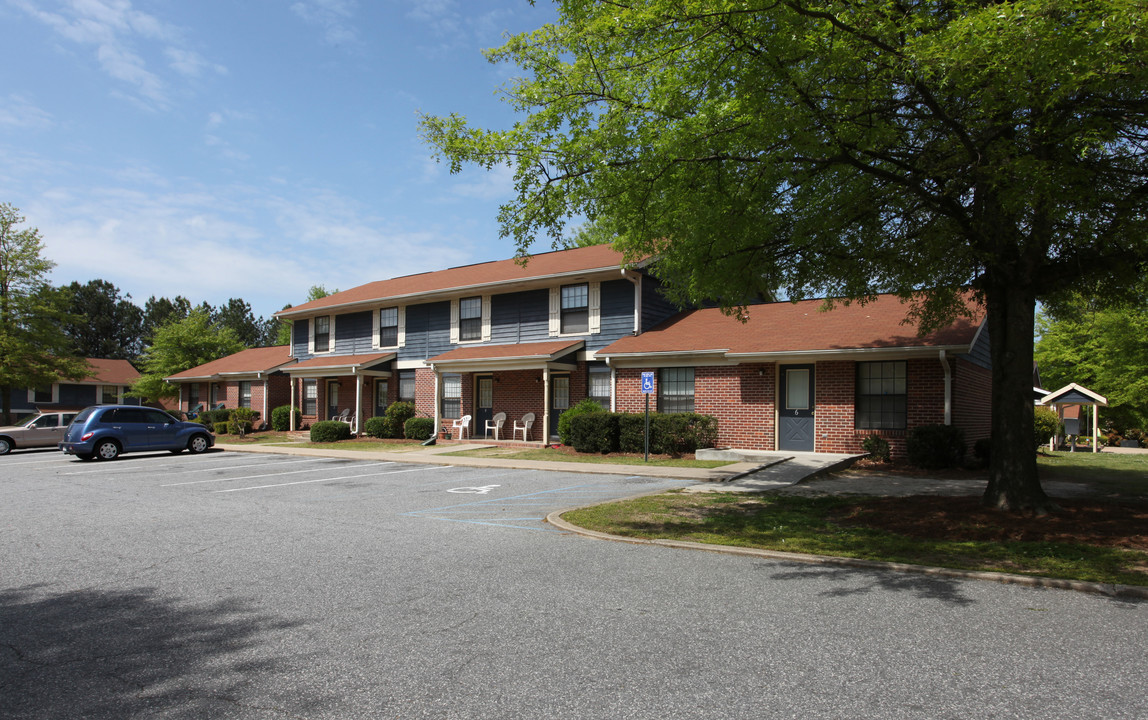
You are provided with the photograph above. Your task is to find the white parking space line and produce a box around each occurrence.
[214,465,444,493]
[0,455,71,466]
[162,461,393,487]
[64,455,339,477]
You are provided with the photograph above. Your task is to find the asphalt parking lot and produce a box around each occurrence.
[3,448,1147,719]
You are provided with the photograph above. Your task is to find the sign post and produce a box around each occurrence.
[641,371,655,462]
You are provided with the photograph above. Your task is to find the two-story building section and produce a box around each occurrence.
[274,244,677,440]
[266,243,992,456]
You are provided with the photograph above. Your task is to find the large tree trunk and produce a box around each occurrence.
[981,279,1054,512]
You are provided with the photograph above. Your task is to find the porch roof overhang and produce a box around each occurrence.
[283,352,396,378]
[427,340,584,373]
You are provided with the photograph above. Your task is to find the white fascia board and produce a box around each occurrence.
[601,350,733,368]
[275,266,632,320]
[724,344,973,362]
[1040,383,1109,406]
[164,374,218,383]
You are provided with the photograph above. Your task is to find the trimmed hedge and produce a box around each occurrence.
[271,405,301,431]
[558,399,607,445]
[382,402,416,439]
[861,434,891,462]
[363,416,388,438]
[198,409,231,426]
[404,417,435,441]
[567,411,718,456]
[228,407,256,435]
[906,424,966,469]
[310,420,351,443]
[213,422,230,435]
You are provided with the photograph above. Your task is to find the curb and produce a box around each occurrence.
[544,509,1148,600]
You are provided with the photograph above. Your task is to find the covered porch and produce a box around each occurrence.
[284,352,395,434]
[427,340,585,443]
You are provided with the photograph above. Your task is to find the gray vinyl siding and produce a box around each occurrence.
[292,319,309,359]
[334,311,373,355]
[960,323,991,369]
[491,289,549,344]
[587,279,637,351]
[398,301,452,361]
[7,389,35,413]
[641,274,680,332]
[58,384,98,407]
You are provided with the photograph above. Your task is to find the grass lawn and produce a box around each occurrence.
[214,431,306,445]
[294,439,430,452]
[563,451,1148,587]
[441,445,735,469]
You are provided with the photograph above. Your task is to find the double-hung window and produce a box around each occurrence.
[588,364,611,409]
[658,368,695,413]
[302,379,318,416]
[188,383,199,409]
[314,316,331,353]
[561,284,589,334]
[855,361,907,430]
[239,381,252,409]
[101,385,119,404]
[398,371,416,404]
[441,374,461,419]
[458,297,482,342]
[379,307,399,347]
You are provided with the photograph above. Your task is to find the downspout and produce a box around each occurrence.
[605,357,616,412]
[939,350,952,425]
[621,268,642,335]
[260,372,269,430]
[289,377,296,432]
[354,370,363,436]
[543,366,551,443]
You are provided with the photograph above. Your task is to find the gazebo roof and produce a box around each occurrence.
[1039,383,1108,407]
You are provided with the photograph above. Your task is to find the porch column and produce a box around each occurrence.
[262,378,269,429]
[432,365,442,436]
[1092,402,1099,454]
[354,373,363,435]
[542,366,551,444]
[289,377,296,431]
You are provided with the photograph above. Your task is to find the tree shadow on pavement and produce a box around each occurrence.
[0,584,314,720]
[760,562,977,607]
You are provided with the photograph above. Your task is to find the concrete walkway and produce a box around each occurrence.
[213,440,857,486]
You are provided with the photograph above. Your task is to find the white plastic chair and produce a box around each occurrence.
[450,414,472,440]
[331,408,350,422]
[513,412,535,442]
[485,412,506,440]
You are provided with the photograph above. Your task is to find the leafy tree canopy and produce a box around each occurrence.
[0,203,88,423]
[274,285,338,346]
[129,308,245,402]
[62,279,145,361]
[422,0,1148,512]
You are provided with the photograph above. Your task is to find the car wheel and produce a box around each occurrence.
[76,453,95,461]
[0,437,11,455]
[188,434,210,454]
[95,440,120,461]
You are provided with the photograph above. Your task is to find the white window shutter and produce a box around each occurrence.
[308,318,315,354]
[450,299,460,344]
[372,309,380,348]
[589,281,601,334]
[481,295,492,342]
[549,287,560,336]
[397,306,406,348]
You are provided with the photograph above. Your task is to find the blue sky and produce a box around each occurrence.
[0,0,559,320]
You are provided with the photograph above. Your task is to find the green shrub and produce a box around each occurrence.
[199,409,231,426]
[567,412,619,453]
[310,420,351,443]
[271,405,301,431]
[861,434,891,462]
[654,413,718,455]
[363,416,388,438]
[617,413,649,453]
[906,424,966,469]
[228,407,257,435]
[558,399,607,445]
[213,422,230,435]
[1034,406,1060,447]
[404,417,435,441]
[973,437,992,463]
[383,402,417,439]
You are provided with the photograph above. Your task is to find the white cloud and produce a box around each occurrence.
[0,95,55,129]
[447,163,514,201]
[10,0,225,111]
[290,0,360,47]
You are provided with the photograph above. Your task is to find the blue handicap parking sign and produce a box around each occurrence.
[641,371,655,394]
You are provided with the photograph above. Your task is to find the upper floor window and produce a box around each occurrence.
[33,386,53,403]
[239,381,253,409]
[459,297,482,342]
[379,307,399,347]
[561,284,589,334]
[101,385,119,404]
[658,367,695,413]
[313,316,331,353]
[856,361,907,430]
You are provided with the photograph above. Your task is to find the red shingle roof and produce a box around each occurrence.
[82,358,140,384]
[167,346,294,380]
[597,295,985,357]
[428,340,584,364]
[284,352,396,372]
[278,245,637,318]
